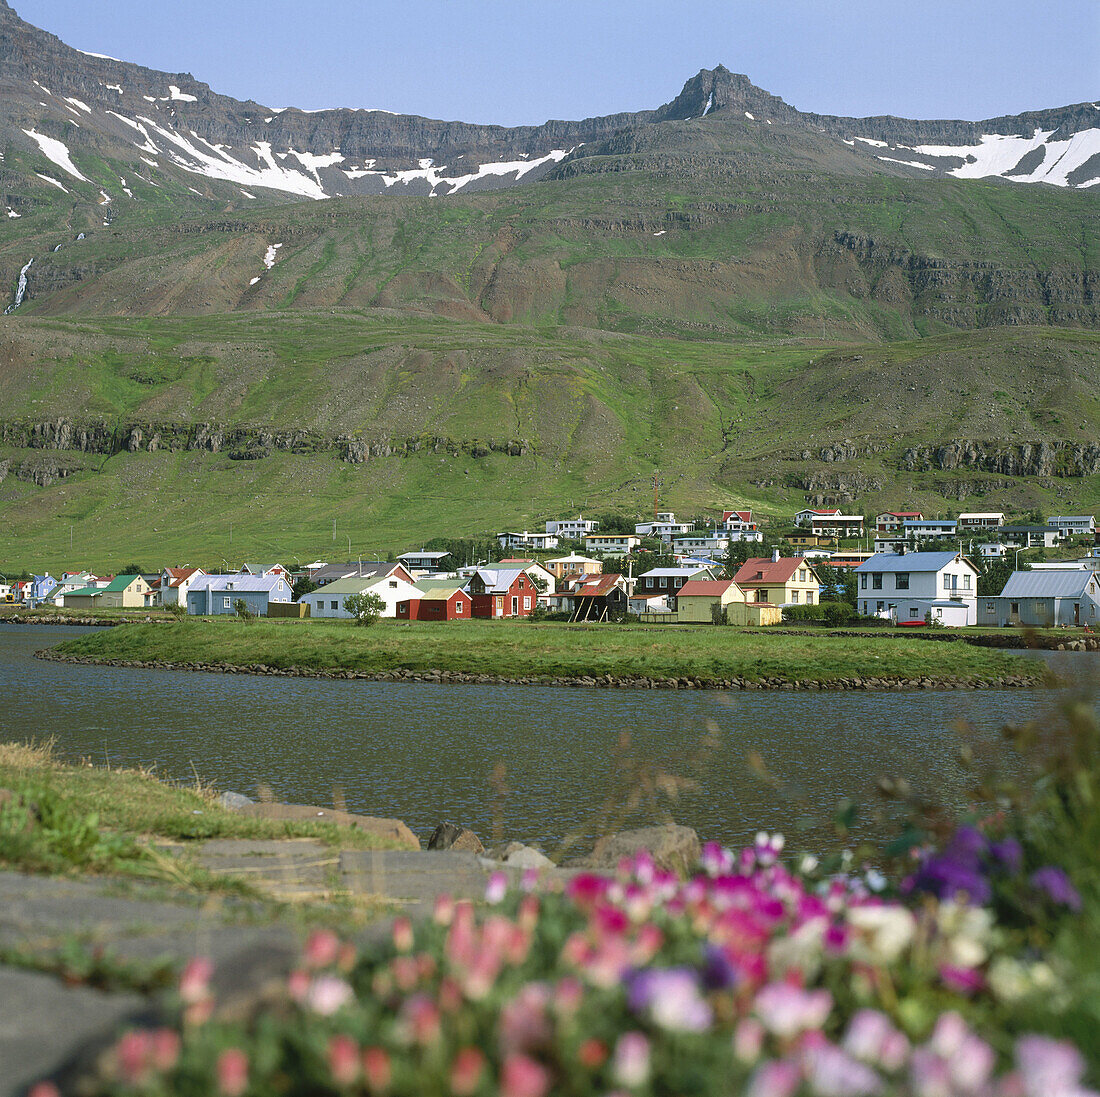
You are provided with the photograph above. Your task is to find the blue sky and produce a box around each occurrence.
[17,1,1099,125]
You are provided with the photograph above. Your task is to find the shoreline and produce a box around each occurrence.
[35,647,1042,691]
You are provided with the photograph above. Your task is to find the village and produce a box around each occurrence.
[4,507,1100,631]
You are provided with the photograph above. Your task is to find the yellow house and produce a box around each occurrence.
[733,555,820,607]
[62,574,151,610]
[675,580,745,623]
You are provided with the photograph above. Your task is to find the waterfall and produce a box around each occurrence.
[4,258,33,315]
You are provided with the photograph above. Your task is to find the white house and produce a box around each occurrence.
[904,518,957,542]
[957,512,1005,531]
[635,512,694,540]
[397,551,452,575]
[159,567,206,607]
[300,573,422,619]
[980,569,1100,628]
[795,508,841,527]
[856,550,979,626]
[721,510,763,541]
[1047,516,1096,538]
[998,525,1059,549]
[810,514,865,539]
[671,532,731,556]
[496,530,559,552]
[875,512,925,534]
[545,517,599,538]
[584,533,641,555]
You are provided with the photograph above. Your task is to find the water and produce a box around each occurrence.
[2,624,1095,851]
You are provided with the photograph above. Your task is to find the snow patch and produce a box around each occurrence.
[264,243,283,269]
[98,189,111,204]
[168,85,198,103]
[745,111,755,120]
[854,136,888,147]
[36,173,69,193]
[140,156,159,168]
[6,208,20,218]
[877,155,935,170]
[240,189,257,199]
[22,129,89,182]
[284,148,345,182]
[76,48,123,62]
[249,277,261,285]
[64,97,92,114]
[653,230,666,236]
[105,84,123,94]
[702,93,714,116]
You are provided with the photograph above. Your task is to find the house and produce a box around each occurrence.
[980,569,1100,628]
[721,510,764,542]
[496,530,560,552]
[546,554,602,580]
[310,561,415,588]
[856,551,979,625]
[584,533,642,556]
[957,512,1005,531]
[263,564,291,581]
[998,525,1060,550]
[467,568,539,618]
[903,518,958,542]
[675,579,745,623]
[300,573,421,619]
[671,532,731,556]
[159,567,205,607]
[979,543,1009,559]
[498,558,556,595]
[733,553,821,607]
[545,517,599,538]
[809,514,865,540]
[47,572,93,606]
[876,512,925,534]
[186,574,292,616]
[570,574,630,621]
[64,574,153,610]
[396,583,472,622]
[636,565,718,611]
[629,590,676,616]
[790,531,836,549]
[892,600,973,628]
[635,512,695,541]
[795,508,840,527]
[397,551,453,575]
[1047,516,1096,538]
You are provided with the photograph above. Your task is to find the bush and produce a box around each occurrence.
[822,601,856,626]
[343,592,385,626]
[782,604,826,622]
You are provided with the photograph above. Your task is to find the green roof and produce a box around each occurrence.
[310,576,387,596]
[103,574,141,592]
[414,577,465,593]
[63,586,102,599]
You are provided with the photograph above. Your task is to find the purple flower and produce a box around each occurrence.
[1015,1035,1088,1096]
[905,856,992,906]
[1030,866,1082,911]
[626,968,712,1032]
[700,944,738,991]
[990,837,1023,874]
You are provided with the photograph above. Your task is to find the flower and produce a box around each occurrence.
[150,1028,182,1072]
[578,1039,607,1069]
[990,837,1023,874]
[753,983,833,1039]
[746,1059,802,1097]
[612,1032,651,1088]
[450,1047,486,1096]
[304,929,341,968]
[802,1043,883,1097]
[1030,866,1082,911]
[734,1018,766,1064]
[843,1011,909,1072]
[179,956,214,1003]
[362,1047,391,1091]
[115,1031,153,1085]
[500,1053,551,1097]
[846,905,916,964]
[1015,1035,1090,1097]
[306,975,353,1016]
[216,1048,249,1097]
[392,916,414,952]
[627,968,712,1032]
[486,871,508,905]
[498,984,551,1055]
[27,1085,61,1097]
[328,1034,359,1086]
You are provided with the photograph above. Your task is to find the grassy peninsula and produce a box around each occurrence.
[50,618,1041,687]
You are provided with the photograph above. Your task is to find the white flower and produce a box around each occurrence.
[847,905,916,964]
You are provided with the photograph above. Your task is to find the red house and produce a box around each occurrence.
[396,585,471,622]
[467,567,537,618]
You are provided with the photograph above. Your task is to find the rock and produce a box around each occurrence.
[217,791,254,811]
[234,802,420,850]
[576,824,702,877]
[427,822,485,854]
[500,845,556,870]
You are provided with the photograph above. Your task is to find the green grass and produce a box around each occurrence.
[52,617,1041,686]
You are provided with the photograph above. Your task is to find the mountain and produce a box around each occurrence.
[0,1,1097,568]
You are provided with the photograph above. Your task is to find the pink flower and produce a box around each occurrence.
[328,1034,359,1086]
[566,874,610,912]
[702,840,736,876]
[844,1010,909,1070]
[450,1047,486,1097]
[498,984,551,1055]
[734,1018,766,1064]
[287,969,310,1002]
[306,974,353,1016]
[939,964,985,995]
[612,1032,651,1088]
[1015,1035,1088,1097]
[754,983,833,1039]
[362,1047,391,1092]
[115,1031,153,1084]
[399,994,442,1045]
[392,916,414,953]
[216,1048,249,1097]
[552,976,584,1017]
[27,1085,61,1097]
[500,1053,550,1097]
[304,929,340,968]
[802,1043,883,1097]
[746,1059,802,1097]
[486,871,508,905]
[434,894,456,925]
[179,956,213,1003]
[150,1028,182,1072]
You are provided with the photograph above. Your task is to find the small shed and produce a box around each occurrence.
[892,599,972,628]
[675,579,745,624]
[396,585,471,622]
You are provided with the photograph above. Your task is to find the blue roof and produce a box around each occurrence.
[190,575,287,593]
[903,519,955,527]
[856,552,961,573]
[999,570,1097,598]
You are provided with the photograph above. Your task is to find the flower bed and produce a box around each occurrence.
[38,827,1094,1097]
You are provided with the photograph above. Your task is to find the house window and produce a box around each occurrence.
[799,570,807,582]
[807,590,814,604]
[985,602,994,612]
[910,607,919,617]
[523,597,531,610]
[511,596,519,615]
[223,597,231,609]
[876,601,885,612]
[646,578,653,589]
[860,574,867,589]
[943,575,951,590]
[895,573,909,590]
[791,590,799,603]
[331,601,338,610]
[1011,602,1020,615]
[389,580,397,589]
[758,590,768,602]
[963,574,971,590]
[872,574,883,590]
[456,601,463,613]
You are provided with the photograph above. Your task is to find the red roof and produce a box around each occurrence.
[722,510,754,524]
[677,580,737,597]
[575,575,623,598]
[885,512,923,519]
[734,558,809,585]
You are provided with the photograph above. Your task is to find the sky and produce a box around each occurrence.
[15,1,1100,125]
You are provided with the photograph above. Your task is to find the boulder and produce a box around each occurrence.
[216,791,254,811]
[234,802,420,850]
[485,841,556,870]
[427,822,485,854]
[576,824,701,877]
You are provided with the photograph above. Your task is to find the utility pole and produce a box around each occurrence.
[332,518,336,542]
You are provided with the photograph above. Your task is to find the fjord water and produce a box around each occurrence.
[3,625,1094,850]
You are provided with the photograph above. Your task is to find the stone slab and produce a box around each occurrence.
[233,803,420,849]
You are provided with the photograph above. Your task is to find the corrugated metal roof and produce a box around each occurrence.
[734,558,806,584]
[677,580,737,597]
[999,570,1096,598]
[191,575,288,593]
[640,567,713,578]
[856,552,960,573]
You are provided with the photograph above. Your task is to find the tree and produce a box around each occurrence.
[233,598,255,623]
[343,591,385,626]
[722,539,756,577]
[292,575,318,601]
[816,565,856,606]
[977,555,1028,597]
[122,562,147,576]
[165,601,188,622]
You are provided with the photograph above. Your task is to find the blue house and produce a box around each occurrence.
[29,574,57,604]
[185,574,291,616]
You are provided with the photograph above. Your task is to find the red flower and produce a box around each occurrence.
[500,1053,550,1097]
[215,1048,249,1097]
[450,1047,486,1096]
[328,1034,360,1086]
[578,1038,608,1069]
[362,1046,392,1092]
